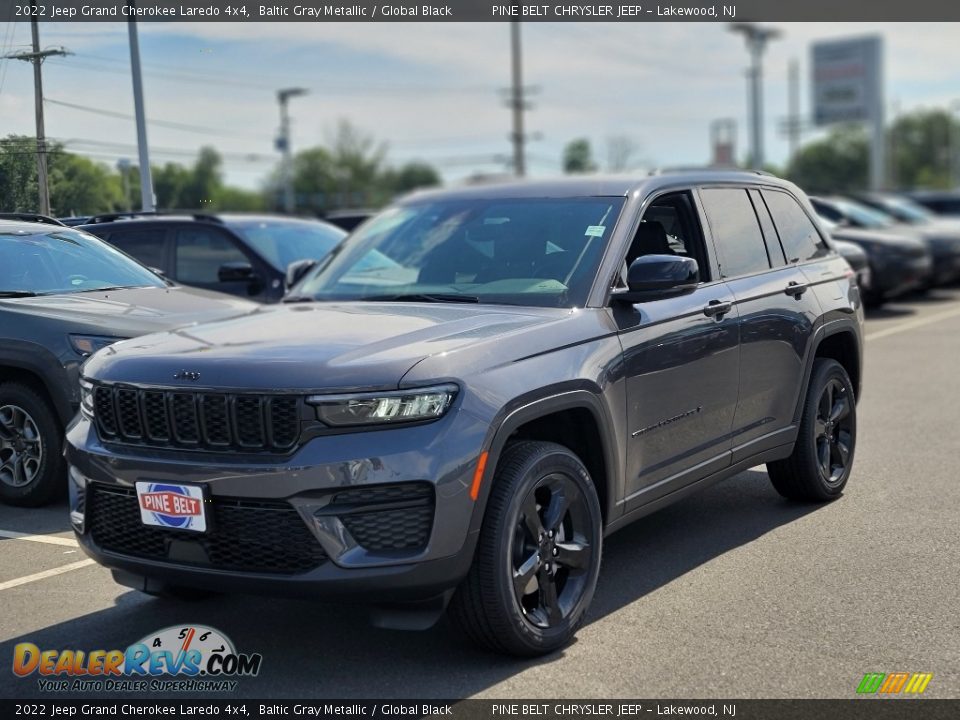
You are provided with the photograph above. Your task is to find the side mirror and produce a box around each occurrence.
[218,261,257,283]
[614,254,699,303]
[285,259,318,290]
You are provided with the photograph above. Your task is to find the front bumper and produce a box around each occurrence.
[65,408,488,601]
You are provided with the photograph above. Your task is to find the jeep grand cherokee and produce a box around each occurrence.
[66,171,863,656]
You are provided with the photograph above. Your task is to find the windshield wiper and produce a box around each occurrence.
[282,295,315,303]
[358,293,480,304]
[0,290,40,298]
[71,285,143,294]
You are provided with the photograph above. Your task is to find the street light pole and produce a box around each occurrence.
[730,23,781,170]
[277,88,307,214]
[127,5,155,211]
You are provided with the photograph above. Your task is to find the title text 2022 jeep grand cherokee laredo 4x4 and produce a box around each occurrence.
[66,171,864,656]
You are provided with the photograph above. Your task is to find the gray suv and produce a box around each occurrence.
[66,171,864,656]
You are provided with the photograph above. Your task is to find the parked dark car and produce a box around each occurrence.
[811,197,933,306]
[0,220,257,506]
[904,190,960,217]
[68,172,863,656]
[849,192,960,286]
[833,238,871,292]
[80,213,346,303]
[323,209,375,233]
[58,216,93,227]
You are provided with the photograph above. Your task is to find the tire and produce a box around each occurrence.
[0,382,65,507]
[767,358,857,502]
[448,440,603,656]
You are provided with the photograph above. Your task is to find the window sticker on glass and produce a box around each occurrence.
[584,225,606,237]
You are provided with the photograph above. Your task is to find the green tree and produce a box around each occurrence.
[383,161,441,195]
[889,109,958,190]
[0,135,42,212]
[786,125,869,194]
[563,138,597,174]
[48,152,123,216]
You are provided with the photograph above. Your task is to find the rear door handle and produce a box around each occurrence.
[785,281,809,297]
[703,300,732,318]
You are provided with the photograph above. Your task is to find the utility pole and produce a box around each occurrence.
[276,87,307,214]
[730,23,781,170]
[509,21,526,177]
[127,7,154,211]
[3,4,69,215]
[787,59,800,161]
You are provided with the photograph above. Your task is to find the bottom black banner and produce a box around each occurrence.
[2,700,958,720]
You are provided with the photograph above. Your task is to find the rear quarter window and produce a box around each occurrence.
[762,190,827,263]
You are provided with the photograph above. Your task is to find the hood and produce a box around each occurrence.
[83,301,572,391]
[1,286,258,339]
[829,226,928,251]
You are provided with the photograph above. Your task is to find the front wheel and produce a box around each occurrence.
[449,440,603,656]
[0,382,64,507]
[767,358,857,501]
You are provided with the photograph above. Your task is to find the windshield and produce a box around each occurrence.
[227,218,346,270]
[291,196,625,308]
[878,197,935,223]
[0,226,166,296]
[831,198,896,229]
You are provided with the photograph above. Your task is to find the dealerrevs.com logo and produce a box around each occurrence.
[13,625,262,692]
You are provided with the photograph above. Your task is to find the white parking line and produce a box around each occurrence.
[0,529,79,547]
[0,559,96,592]
[865,304,960,342]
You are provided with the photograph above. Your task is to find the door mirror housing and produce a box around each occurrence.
[613,254,699,303]
[285,258,318,290]
[218,261,257,283]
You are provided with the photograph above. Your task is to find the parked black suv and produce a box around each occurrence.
[80,213,346,303]
[0,220,257,506]
[67,172,863,656]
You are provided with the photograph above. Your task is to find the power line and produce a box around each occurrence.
[44,97,253,137]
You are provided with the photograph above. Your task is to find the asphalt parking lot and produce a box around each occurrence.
[2,291,959,700]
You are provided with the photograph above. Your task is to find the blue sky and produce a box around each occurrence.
[2,21,959,190]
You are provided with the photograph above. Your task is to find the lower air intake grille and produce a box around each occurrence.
[87,484,326,574]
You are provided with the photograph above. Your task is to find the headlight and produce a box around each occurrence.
[308,384,458,427]
[70,334,124,357]
[79,378,95,418]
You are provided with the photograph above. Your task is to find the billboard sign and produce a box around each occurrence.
[811,36,883,126]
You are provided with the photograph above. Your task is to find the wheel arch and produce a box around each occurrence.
[0,346,72,427]
[793,320,862,425]
[468,389,622,535]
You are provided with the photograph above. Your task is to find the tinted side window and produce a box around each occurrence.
[175,227,248,283]
[106,228,168,271]
[762,190,827,263]
[700,188,770,278]
[749,189,787,267]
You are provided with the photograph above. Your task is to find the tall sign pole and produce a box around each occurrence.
[812,35,885,190]
[127,3,155,211]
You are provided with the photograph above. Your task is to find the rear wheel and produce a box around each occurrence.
[767,358,857,501]
[0,382,64,507]
[449,440,602,656]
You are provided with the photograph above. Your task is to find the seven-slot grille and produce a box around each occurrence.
[93,385,301,452]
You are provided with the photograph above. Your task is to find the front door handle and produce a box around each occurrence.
[785,281,809,297]
[703,300,732,318]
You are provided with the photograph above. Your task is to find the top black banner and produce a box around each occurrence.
[2,0,960,22]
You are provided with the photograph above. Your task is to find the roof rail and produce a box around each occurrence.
[0,213,66,227]
[84,210,223,225]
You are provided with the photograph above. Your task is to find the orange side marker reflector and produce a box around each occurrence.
[470,451,489,501]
